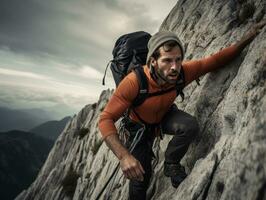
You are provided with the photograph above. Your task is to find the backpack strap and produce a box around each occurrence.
[122,66,148,125]
[147,87,176,97]
[102,60,113,85]
[131,66,149,107]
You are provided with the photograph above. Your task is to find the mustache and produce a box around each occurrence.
[169,67,181,75]
[169,70,179,75]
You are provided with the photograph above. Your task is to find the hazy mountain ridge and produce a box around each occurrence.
[30,116,71,140]
[0,107,54,132]
[0,130,53,200]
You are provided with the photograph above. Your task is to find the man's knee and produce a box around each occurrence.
[188,116,199,132]
[184,116,199,140]
[173,116,199,141]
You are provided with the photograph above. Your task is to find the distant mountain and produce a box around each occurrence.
[42,103,78,120]
[0,107,54,132]
[0,130,53,200]
[30,116,71,140]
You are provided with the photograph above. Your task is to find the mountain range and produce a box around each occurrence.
[0,130,53,200]
[30,116,71,140]
[0,107,54,132]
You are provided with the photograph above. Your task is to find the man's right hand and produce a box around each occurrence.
[103,133,145,181]
[120,153,145,181]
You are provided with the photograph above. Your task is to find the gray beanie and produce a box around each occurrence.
[146,31,184,64]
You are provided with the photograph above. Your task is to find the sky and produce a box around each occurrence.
[0,0,177,119]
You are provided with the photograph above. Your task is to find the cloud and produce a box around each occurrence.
[0,68,50,80]
[0,0,177,71]
[0,60,105,109]
[0,83,97,116]
[0,0,177,115]
[78,65,103,79]
[59,65,103,80]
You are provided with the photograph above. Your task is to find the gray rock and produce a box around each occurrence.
[16,0,266,199]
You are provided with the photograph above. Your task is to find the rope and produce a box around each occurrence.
[96,125,146,200]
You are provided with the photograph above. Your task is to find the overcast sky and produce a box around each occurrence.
[0,0,177,118]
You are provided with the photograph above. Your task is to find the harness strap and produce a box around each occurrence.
[132,67,149,107]
[147,87,176,97]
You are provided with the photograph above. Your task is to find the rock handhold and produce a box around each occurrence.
[238,2,256,23]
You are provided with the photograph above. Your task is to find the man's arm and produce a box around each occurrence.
[98,72,145,181]
[183,19,266,86]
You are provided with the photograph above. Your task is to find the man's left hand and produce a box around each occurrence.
[236,19,266,49]
[246,19,266,38]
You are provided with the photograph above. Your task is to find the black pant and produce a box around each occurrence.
[127,105,199,200]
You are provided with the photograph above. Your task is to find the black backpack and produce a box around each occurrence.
[102,31,186,110]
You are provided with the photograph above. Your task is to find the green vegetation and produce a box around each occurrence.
[61,167,79,197]
[74,127,89,139]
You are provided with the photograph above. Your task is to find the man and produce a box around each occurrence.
[99,20,265,200]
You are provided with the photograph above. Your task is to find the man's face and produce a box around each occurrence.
[151,46,183,85]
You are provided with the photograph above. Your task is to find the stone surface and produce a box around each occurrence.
[16,0,266,199]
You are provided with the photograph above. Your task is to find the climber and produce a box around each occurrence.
[98,20,266,200]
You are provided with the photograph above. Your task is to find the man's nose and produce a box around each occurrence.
[170,61,179,70]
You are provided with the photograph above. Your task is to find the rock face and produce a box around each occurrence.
[16,0,266,199]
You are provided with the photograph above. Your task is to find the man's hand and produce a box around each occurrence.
[252,19,266,34]
[120,153,145,181]
[245,19,266,38]
[236,19,266,49]
[104,134,145,181]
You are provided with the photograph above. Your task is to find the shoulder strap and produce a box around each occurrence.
[132,66,148,107]
[147,87,176,97]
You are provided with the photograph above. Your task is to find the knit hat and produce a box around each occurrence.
[146,31,184,64]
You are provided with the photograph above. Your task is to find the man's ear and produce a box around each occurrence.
[150,57,157,67]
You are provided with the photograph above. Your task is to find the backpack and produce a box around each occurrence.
[102,31,186,110]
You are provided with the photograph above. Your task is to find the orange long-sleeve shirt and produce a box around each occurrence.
[99,44,240,139]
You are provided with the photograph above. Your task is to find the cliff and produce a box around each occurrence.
[16,0,266,199]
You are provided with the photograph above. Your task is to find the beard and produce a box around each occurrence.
[156,68,179,84]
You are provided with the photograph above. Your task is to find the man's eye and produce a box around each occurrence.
[164,59,171,63]
[176,57,181,61]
